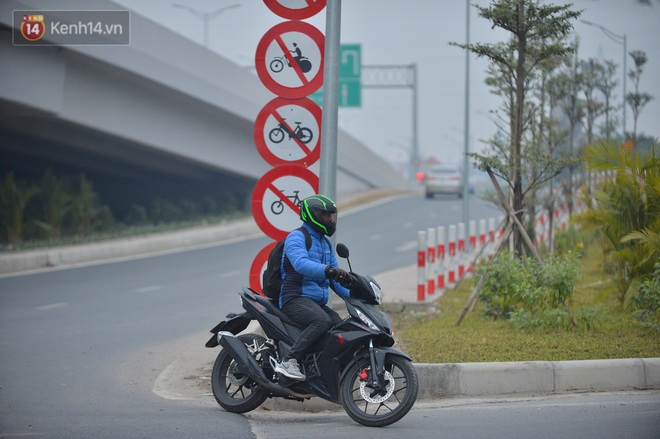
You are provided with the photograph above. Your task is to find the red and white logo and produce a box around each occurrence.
[20,14,45,42]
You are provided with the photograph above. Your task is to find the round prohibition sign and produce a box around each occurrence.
[263,0,327,20]
[249,241,278,296]
[255,21,324,99]
[251,165,319,241]
[254,97,322,167]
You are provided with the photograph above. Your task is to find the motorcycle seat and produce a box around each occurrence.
[251,292,302,328]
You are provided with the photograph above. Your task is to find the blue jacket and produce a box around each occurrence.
[279,223,350,307]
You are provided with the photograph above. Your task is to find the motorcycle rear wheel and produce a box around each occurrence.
[340,355,418,427]
[211,333,269,413]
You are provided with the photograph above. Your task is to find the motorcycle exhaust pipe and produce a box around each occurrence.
[217,332,299,398]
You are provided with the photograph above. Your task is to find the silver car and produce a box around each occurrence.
[424,166,463,198]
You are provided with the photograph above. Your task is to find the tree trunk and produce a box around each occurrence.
[512,0,526,256]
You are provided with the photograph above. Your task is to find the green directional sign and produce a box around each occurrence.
[340,44,361,80]
[311,44,361,107]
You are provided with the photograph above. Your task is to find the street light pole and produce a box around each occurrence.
[172,3,240,49]
[581,19,627,140]
[462,0,471,227]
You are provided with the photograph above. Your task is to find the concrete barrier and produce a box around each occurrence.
[0,217,261,275]
[416,358,660,400]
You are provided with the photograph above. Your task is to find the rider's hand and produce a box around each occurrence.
[325,266,348,282]
[339,273,355,288]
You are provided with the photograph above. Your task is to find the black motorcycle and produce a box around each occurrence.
[205,244,418,427]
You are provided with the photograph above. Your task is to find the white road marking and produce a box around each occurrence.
[37,302,67,311]
[134,285,163,293]
[396,241,418,252]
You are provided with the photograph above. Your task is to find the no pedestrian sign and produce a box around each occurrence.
[251,165,319,240]
[255,21,324,99]
[254,97,322,168]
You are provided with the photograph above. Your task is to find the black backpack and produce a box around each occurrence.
[262,227,311,302]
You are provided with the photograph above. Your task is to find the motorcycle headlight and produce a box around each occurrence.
[369,281,382,304]
[356,309,379,331]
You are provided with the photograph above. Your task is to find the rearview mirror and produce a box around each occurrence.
[336,243,349,259]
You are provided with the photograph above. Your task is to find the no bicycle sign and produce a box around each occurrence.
[253,97,322,168]
[251,165,319,240]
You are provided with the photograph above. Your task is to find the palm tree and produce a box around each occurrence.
[575,140,660,306]
[38,169,71,239]
[69,174,99,236]
[0,172,41,245]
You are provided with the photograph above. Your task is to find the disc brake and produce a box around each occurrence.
[359,370,395,404]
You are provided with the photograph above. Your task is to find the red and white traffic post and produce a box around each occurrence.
[447,224,457,286]
[426,227,436,297]
[417,230,426,302]
[436,225,446,291]
[457,222,466,279]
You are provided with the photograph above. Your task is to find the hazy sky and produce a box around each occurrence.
[112,0,660,170]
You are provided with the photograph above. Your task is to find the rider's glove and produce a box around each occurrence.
[325,265,348,282]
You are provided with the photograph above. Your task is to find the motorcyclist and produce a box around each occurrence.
[273,194,351,381]
[290,42,303,64]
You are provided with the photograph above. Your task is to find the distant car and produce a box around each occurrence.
[424,166,463,199]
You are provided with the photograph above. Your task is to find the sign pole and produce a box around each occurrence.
[319,0,341,202]
[320,0,341,307]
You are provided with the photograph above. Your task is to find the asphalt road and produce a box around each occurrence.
[13,194,647,438]
[245,391,660,439]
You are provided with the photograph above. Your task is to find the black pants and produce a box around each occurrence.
[281,297,342,361]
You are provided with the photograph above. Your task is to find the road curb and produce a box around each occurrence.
[197,340,660,412]
[194,323,660,411]
[257,358,660,412]
[416,358,660,399]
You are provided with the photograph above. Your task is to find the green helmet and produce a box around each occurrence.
[300,194,338,236]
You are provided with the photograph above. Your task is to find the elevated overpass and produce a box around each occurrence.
[0,0,406,215]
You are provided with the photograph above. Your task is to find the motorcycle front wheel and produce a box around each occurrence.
[340,355,418,427]
[211,333,269,413]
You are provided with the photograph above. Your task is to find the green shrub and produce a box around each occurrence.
[510,305,606,332]
[150,198,181,224]
[632,262,660,332]
[124,204,149,225]
[554,225,589,257]
[94,205,115,232]
[477,250,595,330]
[575,305,608,331]
[542,251,581,307]
[477,251,529,319]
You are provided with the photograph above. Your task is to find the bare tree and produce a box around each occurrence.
[597,60,620,142]
[451,0,581,257]
[626,50,654,146]
[552,40,585,215]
